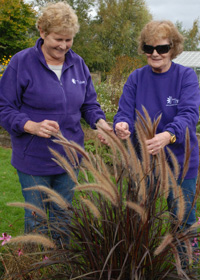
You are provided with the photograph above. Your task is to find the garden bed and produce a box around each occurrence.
[0,134,11,148]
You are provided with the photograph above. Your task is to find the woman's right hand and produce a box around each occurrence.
[24,120,60,138]
[115,122,131,139]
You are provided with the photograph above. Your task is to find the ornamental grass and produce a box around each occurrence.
[1,108,200,279]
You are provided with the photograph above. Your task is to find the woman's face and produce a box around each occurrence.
[40,30,74,65]
[145,38,172,73]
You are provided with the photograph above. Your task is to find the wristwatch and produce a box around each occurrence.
[166,131,176,144]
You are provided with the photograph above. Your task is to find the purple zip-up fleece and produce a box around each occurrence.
[114,62,200,179]
[0,38,106,175]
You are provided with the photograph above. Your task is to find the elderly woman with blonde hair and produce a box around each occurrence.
[0,2,110,244]
[114,20,200,267]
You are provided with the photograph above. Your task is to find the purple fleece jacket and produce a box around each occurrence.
[0,38,105,175]
[114,62,200,179]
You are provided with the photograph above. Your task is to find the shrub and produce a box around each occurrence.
[108,55,144,85]
[95,82,119,114]
[196,121,200,134]
[0,56,11,78]
[95,56,144,115]
[1,108,200,279]
[84,139,113,166]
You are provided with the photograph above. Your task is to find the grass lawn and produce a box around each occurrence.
[0,147,24,237]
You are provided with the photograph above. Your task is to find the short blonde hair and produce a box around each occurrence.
[36,2,80,37]
[138,20,184,59]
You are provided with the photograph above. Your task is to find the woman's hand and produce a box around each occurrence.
[24,120,60,138]
[115,122,131,139]
[146,131,171,155]
[96,119,113,145]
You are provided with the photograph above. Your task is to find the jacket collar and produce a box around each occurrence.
[34,37,74,70]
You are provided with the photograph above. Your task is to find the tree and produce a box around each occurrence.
[176,19,200,51]
[0,0,37,59]
[68,0,101,71]
[89,0,152,72]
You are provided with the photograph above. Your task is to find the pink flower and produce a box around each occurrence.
[43,255,49,261]
[17,248,23,256]
[192,237,198,247]
[0,233,11,245]
[198,217,200,224]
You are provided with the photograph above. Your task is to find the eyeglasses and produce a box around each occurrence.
[142,44,171,54]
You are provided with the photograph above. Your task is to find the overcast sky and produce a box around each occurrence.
[145,0,200,30]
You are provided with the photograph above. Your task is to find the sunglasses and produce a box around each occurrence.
[143,44,171,54]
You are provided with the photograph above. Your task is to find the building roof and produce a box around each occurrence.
[173,51,200,68]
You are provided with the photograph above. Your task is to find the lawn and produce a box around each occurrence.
[0,147,24,237]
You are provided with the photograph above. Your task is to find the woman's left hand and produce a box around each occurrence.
[96,119,113,145]
[146,131,171,155]
[24,119,60,138]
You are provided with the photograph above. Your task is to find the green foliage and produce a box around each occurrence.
[0,147,24,237]
[84,139,112,165]
[108,55,145,81]
[95,55,145,114]
[88,0,152,72]
[0,55,11,77]
[197,124,200,134]
[30,0,59,6]
[69,0,101,71]
[0,56,11,78]
[0,0,37,59]
[95,82,119,113]
[176,19,200,51]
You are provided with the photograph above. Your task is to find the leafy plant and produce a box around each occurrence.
[95,56,145,114]
[95,82,119,114]
[0,0,37,59]
[0,56,11,78]
[1,108,200,280]
[84,139,113,165]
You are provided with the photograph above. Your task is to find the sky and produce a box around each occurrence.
[145,0,200,30]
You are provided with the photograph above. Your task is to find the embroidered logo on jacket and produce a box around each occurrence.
[72,78,85,85]
[166,96,179,106]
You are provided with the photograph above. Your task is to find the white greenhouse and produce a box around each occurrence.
[173,51,200,83]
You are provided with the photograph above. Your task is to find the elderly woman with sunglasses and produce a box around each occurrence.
[114,20,200,264]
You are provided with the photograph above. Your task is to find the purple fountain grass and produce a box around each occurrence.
[2,108,200,280]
